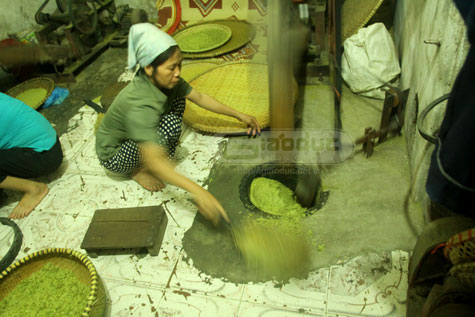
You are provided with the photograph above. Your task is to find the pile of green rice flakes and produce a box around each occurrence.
[233,177,323,281]
[0,263,89,316]
[249,177,307,217]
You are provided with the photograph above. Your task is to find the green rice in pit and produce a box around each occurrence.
[250,177,306,216]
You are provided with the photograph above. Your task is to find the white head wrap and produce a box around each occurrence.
[127,23,178,69]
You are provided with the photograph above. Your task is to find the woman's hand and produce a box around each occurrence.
[141,142,229,226]
[193,188,230,226]
[237,113,261,136]
[187,89,261,136]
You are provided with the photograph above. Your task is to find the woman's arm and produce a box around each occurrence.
[139,141,229,225]
[186,88,261,136]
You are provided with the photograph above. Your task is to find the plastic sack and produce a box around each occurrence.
[43,87,69,108]
[342,23,401,99]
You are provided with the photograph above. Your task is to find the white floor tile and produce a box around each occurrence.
[65,108,98,139]
[326,251,409,316]
[241,276,327,314]
[59,109,97,161]
[237,301,325,316]
[17,211,91,252]
[102,278,165,317]
[328,251,394,297]
[159,289,241,317]
[66,136,105,175]
[167,254,245,301]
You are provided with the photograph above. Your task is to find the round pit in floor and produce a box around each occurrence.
[238,162,329,217]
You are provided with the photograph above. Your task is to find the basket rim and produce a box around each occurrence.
[0,248,101,317]
[6,77,55,110]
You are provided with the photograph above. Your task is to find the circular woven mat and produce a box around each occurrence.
[183,62,298,133]
[6,77,54,109]
[173,20,256,59]
[342,0,385,42]
[174,23,232,53]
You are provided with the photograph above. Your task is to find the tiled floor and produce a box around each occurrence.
[0,102,410,316]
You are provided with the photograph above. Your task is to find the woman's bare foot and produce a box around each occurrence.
[132,169,165,192]
[9,183,49,219]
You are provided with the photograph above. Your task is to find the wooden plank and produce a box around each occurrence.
[81,221,155,249]
[81,205,168,256]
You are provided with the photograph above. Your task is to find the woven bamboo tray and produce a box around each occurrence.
[183,61,298,133]
[0,248,106,317]
[6,77,54,109]
[342,0,385,41]
[173,20,256,59]
[174,23,232,53]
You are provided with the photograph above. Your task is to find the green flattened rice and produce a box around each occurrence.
[0,263,89,317]
[250,177,306,216]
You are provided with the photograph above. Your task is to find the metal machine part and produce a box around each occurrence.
[117,6,149,35]
[355,86,410,158]
[31,0,137,79]
[68,0,99,35]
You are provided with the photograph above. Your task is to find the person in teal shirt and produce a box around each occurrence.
[0,93,63,219]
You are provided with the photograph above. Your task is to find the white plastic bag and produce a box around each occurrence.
[342,23,401,99]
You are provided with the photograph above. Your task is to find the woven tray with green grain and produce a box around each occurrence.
[6,77,54,109]
[173,19,256,59]
[174,23,232,53]
[0,248,106,317]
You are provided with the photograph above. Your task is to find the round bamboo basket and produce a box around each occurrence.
[0,248,106,317]
[183,61,298,133]
[173,19,256,59]
[6,77,54,109]
[174,23,232,53]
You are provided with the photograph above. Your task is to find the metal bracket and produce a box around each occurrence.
[355,87,410,158]
[378,86,410,144]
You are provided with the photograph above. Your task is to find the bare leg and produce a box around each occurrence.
[131,168,166,192]
[0,176,49,219]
